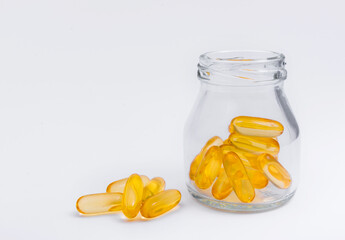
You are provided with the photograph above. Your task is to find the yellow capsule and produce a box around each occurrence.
[189,136,223,180]
[220,144,259,168]
[142,177,166,200]
[212,168,233,200]
[106,175,149,193]
[245,166,268,189]
[195,146,223,189]
[140,189,181,218]
[257,153,291,189]
[223,152,255,203]
[189,153,203,181]
[229,133,280,155]
[223,137,231,145]
[229,116,284,137]
[122,174,144,219]
[76,193,123,214]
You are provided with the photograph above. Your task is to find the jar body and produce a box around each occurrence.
[184,56,300,212]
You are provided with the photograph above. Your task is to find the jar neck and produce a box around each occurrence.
[198,50,287,87]
[199,80,284,92]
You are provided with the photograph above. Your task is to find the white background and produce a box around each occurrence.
[1,0,345,239]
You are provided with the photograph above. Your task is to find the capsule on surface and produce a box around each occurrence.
[140,190,181,218]
[245,166,268,189]
[223,152,255,203]
[195,146,223,189]
[212,168,233,200]
[257,153,291,189]
[229,133,280,155]
[189,136,223,180]
[76,193,123,214]
[106,175,149,193]
[142,177,166,200]
[229,116,284,137]
[122,174,144,218]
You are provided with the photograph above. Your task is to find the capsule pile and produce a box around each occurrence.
[76,174,181,219]
[189,116,291,203]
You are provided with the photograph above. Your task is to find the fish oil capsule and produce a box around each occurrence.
[142,177,166,200]
[106,175,149,193]
[140,190,181,218]
[220,144,259,169]
[223,152,255,203]
[223,137,231,145]
[189,153,203,181]
[245,166,268,189]
[122,174,144,218]
[76,193,123,214]
[229,133,280,155]
[195,146,223,189]
[257,153,291,189]
[212,168,233,200]
[202,136,224,151]
[189,136,223,180]
[229,116,284,137]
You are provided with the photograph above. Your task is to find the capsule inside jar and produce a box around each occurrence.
[212,167,233,200]
[257,153,291,189]
[223,152,255,203]
[229,116,284,137]
[189,136,223,180]
[195,146,223,189]
[245,166,269,189]
[229,133,280,155]
[220,144,259,169]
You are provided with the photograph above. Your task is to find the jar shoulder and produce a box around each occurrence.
[184,86,299,144]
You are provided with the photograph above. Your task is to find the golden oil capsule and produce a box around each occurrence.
[142,177,166,200]
[189,153,203,181]
[229,116,284,137]
[223,152,255,203]
[76,193,123,214]
[229,133,280,155]
[223,137,231,145]
[212,168,233,200]
[257,153,291,189]
[189,136,223,180]
[245,166,268,189]
[140,189,181,218]
[220,144,259,169]
[122,173,144,218]
[106,175,149,193]
[195,146,223,189]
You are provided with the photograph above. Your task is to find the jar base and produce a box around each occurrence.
[187,186,295,213]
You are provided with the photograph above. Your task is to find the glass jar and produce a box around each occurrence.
[184,50,300,212]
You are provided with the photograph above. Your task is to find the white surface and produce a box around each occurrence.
[1,0,345,239]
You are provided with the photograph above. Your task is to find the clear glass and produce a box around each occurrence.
[184,50,300,212]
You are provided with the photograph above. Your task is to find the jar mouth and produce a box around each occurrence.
[198,50,287,86]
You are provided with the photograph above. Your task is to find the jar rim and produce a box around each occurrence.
[199,50,285,65]
[198,50,287,86]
